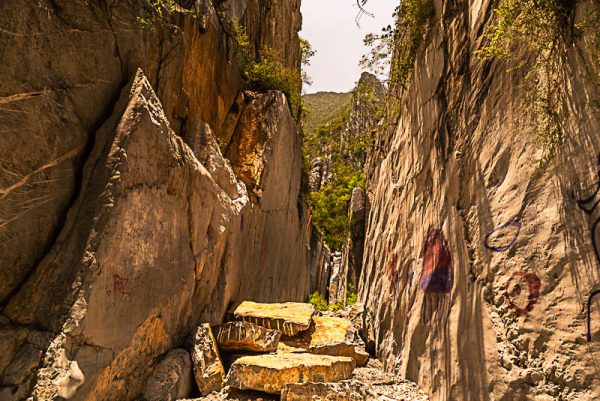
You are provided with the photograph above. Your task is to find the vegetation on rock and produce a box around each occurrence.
[478,0,578,164]
[216,8,304,118]
[360,0,433,124]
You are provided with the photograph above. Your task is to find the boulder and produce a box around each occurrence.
[309,316,369,367]
[233,302,315,337]
[214,321,281,353]
[143,349,192,401]
[192,324,225,396]
[225,353,355,394]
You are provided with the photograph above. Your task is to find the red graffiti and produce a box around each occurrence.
[419,230,453,293]
[386,253,400,285]
[505,271,541,316]
[113,274,130,298]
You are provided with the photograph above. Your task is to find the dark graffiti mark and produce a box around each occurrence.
[504,271,541,316]
[406,259,416,290]
[113,274,130,298]
[587,290,600,342]
[576,156,600,267]
[419,229,453,293]
[386,253,400,286]
[575,155,600,340]
[484,221,521,252]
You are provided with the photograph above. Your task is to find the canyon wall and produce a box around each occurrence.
[359,0,600,400]
[0,1,310,400]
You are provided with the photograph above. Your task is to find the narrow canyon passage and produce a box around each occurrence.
[1,0,600,400]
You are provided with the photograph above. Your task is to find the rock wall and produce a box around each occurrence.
[0,1,311,400]
[359,1,600,400]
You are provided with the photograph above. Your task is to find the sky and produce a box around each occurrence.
[300,0,397,94]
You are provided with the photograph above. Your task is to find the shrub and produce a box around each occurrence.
[216,9,303,118]
[246,48,302,117]
[308,291,329,312]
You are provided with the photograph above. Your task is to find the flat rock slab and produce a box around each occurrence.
[192,324,225,396]
[214,321,281,353]
[225,353,355,394]
[233,302,315,336]
[309,316,369,367]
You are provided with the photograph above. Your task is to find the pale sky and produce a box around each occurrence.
[300,0,397,94]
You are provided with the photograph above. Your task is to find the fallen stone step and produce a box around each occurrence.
[214,321,281,353]
[233,302,315,337]
[309,316,369,367]
[225,353,355,394]
[192,324,226,396]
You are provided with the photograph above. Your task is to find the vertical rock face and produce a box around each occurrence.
[0,1,313,400]
[342,187,367,288]
[360,1,600,400]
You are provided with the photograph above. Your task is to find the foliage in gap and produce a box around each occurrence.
[346,283,358,306]
[309,167,365,250]
[308,291,329,312]
[302,75,382,250]
[307,290,353,311]
[477,0,578,164]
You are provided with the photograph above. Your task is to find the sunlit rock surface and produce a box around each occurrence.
[233,302,315,337]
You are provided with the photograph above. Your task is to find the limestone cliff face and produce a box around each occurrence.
[0,1,309,400]
[359,1,600,400]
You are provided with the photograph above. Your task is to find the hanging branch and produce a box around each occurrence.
[355,0,375,26]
